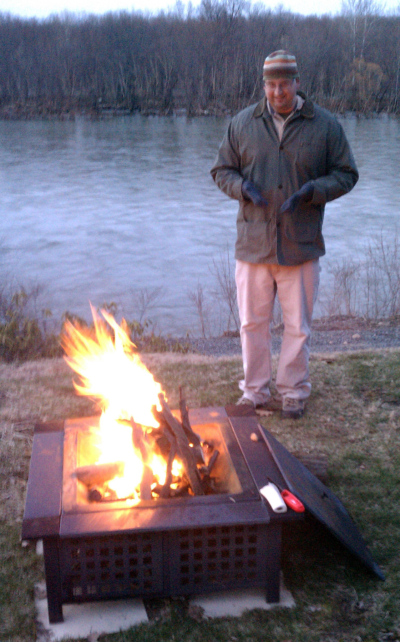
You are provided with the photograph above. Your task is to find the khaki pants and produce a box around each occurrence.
[235,259,320,405]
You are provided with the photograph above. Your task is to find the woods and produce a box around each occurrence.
[0,0,399,118]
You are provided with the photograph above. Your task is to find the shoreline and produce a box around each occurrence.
[187,316,400,357]
[1,105,399,121]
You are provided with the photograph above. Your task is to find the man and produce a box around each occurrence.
[210,50,358,419]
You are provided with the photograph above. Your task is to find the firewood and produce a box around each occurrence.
[158,393,204,496]
[131,422,149,461]
[140,465,154,501]
[178,388,204,465]
[199,449,220,494]
[88,487,104,502]
[206,449,219,474]
[130,421,157,500]
[161,443,177,498]
[75,462,125,487]
[179,387,201,447]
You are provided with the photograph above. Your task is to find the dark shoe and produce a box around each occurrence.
[256,396,282,412]
[236,396,255,408]
[281,397,306,419]
[236,395,282,414]
[229,396,256,417]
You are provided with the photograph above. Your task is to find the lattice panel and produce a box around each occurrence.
[168,524,268,594]
[60,532,163,601]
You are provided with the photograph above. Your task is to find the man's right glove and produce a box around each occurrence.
[241,180,268,208]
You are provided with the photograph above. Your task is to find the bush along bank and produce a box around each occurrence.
[0,289,191,363]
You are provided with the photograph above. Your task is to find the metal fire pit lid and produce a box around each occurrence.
[223,406,385,580]
[259,424,384,580]
[225,410,384,581]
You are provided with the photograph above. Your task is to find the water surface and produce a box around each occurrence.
[1,114,399,334]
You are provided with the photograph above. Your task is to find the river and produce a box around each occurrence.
[1,113,399,335]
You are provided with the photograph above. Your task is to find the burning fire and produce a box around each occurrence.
[62,306,176,500]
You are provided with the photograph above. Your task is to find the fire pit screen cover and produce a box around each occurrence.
[58,523,269,604]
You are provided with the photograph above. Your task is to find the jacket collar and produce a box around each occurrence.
[253,91,314,119]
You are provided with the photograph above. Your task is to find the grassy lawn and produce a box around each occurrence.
[0,349,399,642]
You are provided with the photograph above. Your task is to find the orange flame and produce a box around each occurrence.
[62,306,164,428]
[62,306,174,499]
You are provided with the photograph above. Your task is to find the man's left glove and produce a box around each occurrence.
[279,181,314,214]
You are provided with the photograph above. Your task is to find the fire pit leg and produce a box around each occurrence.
[43,537,64,623]
[265,523,281,604]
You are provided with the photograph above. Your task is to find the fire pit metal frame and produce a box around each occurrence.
[23,408,300,624]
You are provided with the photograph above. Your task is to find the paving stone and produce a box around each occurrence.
[189,579,295,618]
[35,590,148,641]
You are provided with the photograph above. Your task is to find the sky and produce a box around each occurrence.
[0,0,398,20]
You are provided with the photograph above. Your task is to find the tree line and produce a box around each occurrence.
[0,0,399,118]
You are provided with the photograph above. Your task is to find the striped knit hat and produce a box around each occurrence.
[263,50,299,80]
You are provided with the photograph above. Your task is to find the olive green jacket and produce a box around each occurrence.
[210,93,359,266]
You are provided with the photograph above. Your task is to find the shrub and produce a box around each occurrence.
[0,285,61,362]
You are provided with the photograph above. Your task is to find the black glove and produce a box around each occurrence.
[279,181,314,215]
[241,180,268,208]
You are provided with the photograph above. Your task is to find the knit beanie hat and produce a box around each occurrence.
[263,50,299,80]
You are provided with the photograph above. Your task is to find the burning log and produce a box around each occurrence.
[158,393,204,496]
[88,487,103,502]
[131,422,154,500]
[179,388,202,448]
[161,443,177,499]
[169,483,190,497]
[204,449,220,474]
[179,387,204,465]
[140,466,154,501]
[199,449,220,494]
[75,462,125,487]
[149,409,176,458]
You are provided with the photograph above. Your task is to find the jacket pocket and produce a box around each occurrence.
[282,205,321,243]
[236,220,275,259]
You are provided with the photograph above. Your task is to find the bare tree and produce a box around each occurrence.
[341,0,383,60]
[211,248,240,333]
[129,287,164,324]
[187,283,211,338]
[0,4,400,116]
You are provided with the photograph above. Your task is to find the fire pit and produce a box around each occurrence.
[22,309,384,624]
[22,407,302,623]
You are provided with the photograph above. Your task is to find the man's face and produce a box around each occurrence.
[264,77,299,114]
